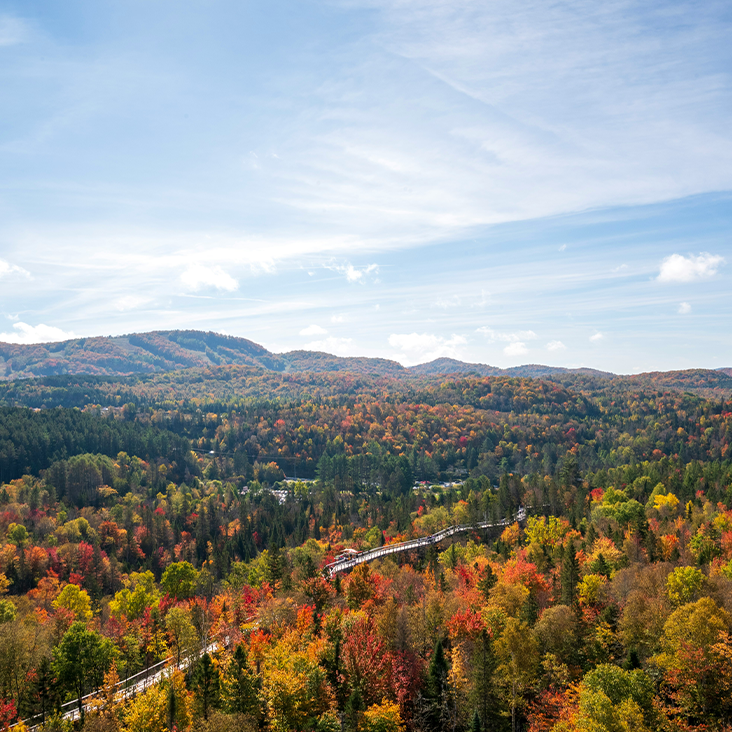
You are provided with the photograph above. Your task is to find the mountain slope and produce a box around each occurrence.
[1,330,730,398]
[0,330,286,379]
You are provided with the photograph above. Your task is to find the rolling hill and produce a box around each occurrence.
[1,330,730,398]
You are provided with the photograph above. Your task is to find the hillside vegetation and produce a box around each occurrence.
[3,329,730,399]
[0,359,731,730]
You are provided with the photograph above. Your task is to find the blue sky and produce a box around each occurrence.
[0,0,730,373]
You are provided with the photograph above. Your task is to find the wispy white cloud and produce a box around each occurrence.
[678,302,691,314]
[304,336,355,355]
[388,332,466,366]
[327,263,379,283]
[0,259,30,279]
[435,295,461,309]
[180,265,238,292]
[299,324,327,336]
[476,327,537,343]
[546,340,566,351]
[289,0,732,243]
[0,322,76,344]
[0,3,730,376]
[113,295,152,312]
[504,341,528,357]
[590,332,604,342]
[330,314,346,323]
[658,253,725,282]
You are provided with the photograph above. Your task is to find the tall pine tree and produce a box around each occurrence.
[561,541,579,606]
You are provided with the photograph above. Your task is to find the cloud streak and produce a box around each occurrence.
[476,327,537,343]
[180,265,238,292]
[326,263,380,283]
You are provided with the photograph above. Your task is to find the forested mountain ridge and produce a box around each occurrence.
[2,329,731,400]
[0,331,283,379]
[0,354,731,730]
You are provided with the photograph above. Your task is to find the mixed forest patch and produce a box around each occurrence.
[0,369,731,731]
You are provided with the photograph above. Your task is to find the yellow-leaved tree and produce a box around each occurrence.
[260,628,334,732]
[362,699,406,732]
[124,669,191,732]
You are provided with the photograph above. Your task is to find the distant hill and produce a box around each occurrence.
[0,330,285,379]
[1,330,730,398]
[284,350,406,376]
[625,368,732,397]
[408,358,613,380]
[408,358,501,376]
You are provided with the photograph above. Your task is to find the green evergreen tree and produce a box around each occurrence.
[520,591,539,625]
[425,638,450,731]
[477,564,497,600]
[345,687,363,732]
[561,541,580,606]
[192,652,221,721]
[594,552,611,578]
[223,644,261,718]
[29,656,58,724]
[470,709,482,732]
[264,545,283,586]
[167,678,177,731]
[470,630,500,732]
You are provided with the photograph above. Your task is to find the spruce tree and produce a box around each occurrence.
[477,564,497,600]
[167,679,177,731]
[223,644,261,718]
[470,630,500,732]
[594,552,611,578]
[425,638,450,730]
[470,710,482,732]
[192,652,220,721]
[561,541,579,606]
[345,688,363,732]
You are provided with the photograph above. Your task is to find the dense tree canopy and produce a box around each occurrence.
[0,368,730,730]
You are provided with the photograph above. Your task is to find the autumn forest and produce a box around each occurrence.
[1,358,732,732]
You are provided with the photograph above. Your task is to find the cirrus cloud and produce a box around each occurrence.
[303,336,355,355]
[113,295,152,312]
[658,253,725,283]
[180,265,238,292]
[326,263,379,283]
[476,326,537,343]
